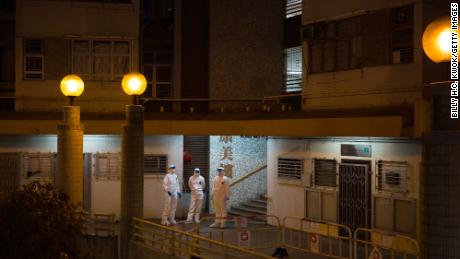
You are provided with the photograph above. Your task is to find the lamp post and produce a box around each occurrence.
[57,74,85,206]
[421,15,460,259]
[120,72,147,259]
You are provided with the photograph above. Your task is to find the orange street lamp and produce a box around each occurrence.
[121,72,147,104]
[60,74,85,106]
[422,16,455,63]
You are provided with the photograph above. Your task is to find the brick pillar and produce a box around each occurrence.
[57,106,84,207]
[120,105,144,259]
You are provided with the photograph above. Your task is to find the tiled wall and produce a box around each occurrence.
[209,136,267,210]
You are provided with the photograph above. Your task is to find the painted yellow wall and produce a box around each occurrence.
[14,0,140,112]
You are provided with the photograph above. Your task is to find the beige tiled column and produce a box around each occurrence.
[120,105,144,259]
[57,106,84,207]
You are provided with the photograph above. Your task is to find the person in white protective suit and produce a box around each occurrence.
[186,168,206,223]
[161,164,182,226]
[210,167,230,228]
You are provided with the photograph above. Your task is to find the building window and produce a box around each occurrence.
[376,160,409,193]
[94,153,120,180]
[307,17,362,73]
[144,155,167,175]
[23,39,44,80]
[286,0,302,18]
[278,157,303,179]
[143,51,173,98]
[72,39,131,81]
[390,5,413,64]
[283,46,302,93]
[22,153,55,184]
[313,159,337,187]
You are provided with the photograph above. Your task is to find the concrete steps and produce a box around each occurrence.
[228,194,267,224]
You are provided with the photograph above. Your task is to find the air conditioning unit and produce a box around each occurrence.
[376,160,409,193]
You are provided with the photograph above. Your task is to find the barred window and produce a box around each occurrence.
[314,159,337,187]
[286,0,302,18]
[278,158,303,179]
[144,155,167,175]
[95,153,120,180]
[376,160,409,193]
[22,153,55,183]
[24,39,44,80]
[283,46,302,93]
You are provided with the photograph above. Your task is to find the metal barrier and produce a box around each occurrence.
[77,211,117,237]
[194,215,283,256]
[353,228,419,259]
[282,216,353,259]
[131,217,273,258]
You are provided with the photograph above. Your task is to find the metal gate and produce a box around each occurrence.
[339,163,371,235]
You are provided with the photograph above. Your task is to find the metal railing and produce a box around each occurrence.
[130,215,420,259]
[353,228,419,259]
[229,165,267,188]
[131,217,273,258]
[283,216,353,259]
[76,211,117,237]
[195,215,283,254]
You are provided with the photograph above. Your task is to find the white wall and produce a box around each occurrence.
[0,134,184,219]
[267,137,422,238]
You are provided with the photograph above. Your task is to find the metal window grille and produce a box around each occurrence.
[286,0,302,18]
[144,155,167,175]
[24,39,44,80]
[278,158,303,179]
[95,153,120,180]
[376,160,409,193]
[22,153,55,184]
[313,159,337,187]
[72,39,131,81]
[283,46,302,93]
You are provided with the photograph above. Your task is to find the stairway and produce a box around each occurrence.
[228,194,267,223]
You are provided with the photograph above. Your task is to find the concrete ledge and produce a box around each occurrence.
[0,116,403,137]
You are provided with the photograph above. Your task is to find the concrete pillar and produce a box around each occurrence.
[57,106,84,206]
[120,105,144,259]
[422,132,460,258]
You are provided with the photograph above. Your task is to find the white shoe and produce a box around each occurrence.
[194,218,200,224]
[170,220,177,225]
[209,222,220,228]
[161,220,171,226]
[185,219,193,224]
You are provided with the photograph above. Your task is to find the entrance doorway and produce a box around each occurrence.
[338,159,371,234]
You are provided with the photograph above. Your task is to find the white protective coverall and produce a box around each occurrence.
[187,174,205,222]
[211,174,230,226]
[162,171,181,224]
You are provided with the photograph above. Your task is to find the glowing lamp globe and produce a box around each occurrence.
[422,16,455,63]
[121,72,147,96]
[60,74,84,97]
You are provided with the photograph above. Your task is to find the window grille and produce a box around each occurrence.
[314,159,337,187]
[278,158,303,179]
[24,39,44,80]
[144,155,167,175]
[22,153,55,183]
[376,160,409,193]
[72,39,131,81]
[283,46,302,93]
[286,0,302,18]
[95,153,120,180]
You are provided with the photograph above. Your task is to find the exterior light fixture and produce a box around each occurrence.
[60,74,84,106]
[422,16,455,63]
[121,72,147,104]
